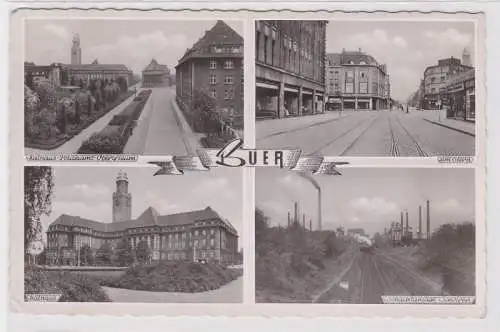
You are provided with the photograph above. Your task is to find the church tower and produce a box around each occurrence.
[462,47,472,67]
[71,33,82,65]
[112,170,132,223]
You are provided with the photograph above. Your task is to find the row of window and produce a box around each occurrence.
[209,60,237,69]
[210,88,235,100]
[210,45,242,54]
[330,82,386,95]
[209,75,235,85]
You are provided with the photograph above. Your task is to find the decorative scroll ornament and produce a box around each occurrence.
[150,139,349,175]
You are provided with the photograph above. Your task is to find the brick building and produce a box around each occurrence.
[175,20,243,124]
[255,20,327,119]
[421,56,472,110]
[45,170,239,266]
[325,49,391,111]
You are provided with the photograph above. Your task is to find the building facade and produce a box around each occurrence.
[444,69,475,121]
[255,20,327,119]
[176,20,244,123]
[142,59,171,87]
[45,171,239,266]
[421,56,472,110]
[325,49,391,111]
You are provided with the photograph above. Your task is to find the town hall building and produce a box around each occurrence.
[45,171,239,266]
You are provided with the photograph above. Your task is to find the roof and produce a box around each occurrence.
[326,51,378,66]
[49,206,237,234]
[177,20,243,66]
[65,64,131,72]
[143,59,169,73]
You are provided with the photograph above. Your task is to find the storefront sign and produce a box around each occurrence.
[448,82,465,93]
[328,97,341,103]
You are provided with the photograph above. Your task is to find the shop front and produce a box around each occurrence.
[446,70,475,121]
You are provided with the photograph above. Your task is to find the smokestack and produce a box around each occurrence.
[400,211,404,230]
[287,212,291,227]
[303,213,306,229]
[427,200,431,239]
[310,219,312,231]
[418,205,422,239]
[405,210,409,231]
[294,202,298,225]
[318,189,322,231]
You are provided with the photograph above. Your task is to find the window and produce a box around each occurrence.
[209,60,217,69]
[224,89,233,100]
[210,238,215,248]
[210,229,215,235]
[224,60,234,69]
[345,83,354,94]
[360,82,368,94]
[346,71,354,80]
[224,76,233,85]
[210,75,217,85]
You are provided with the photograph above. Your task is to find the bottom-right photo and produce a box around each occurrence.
[255,167,476,304]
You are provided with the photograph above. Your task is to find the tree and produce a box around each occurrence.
[135,240,151,263]
[95,243,113,266]
[80,244,94,266]
[24,167,54,248]
[114,237,135,266]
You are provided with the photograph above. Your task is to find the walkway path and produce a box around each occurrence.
[25,84,141,154]
[103,276,243,303]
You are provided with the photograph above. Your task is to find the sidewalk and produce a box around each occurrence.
[422,111,475,137]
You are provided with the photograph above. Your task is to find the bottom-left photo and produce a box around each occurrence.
[23,166,243,303]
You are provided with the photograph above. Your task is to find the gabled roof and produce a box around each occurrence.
[142,59,169,73]
[177,20,243,66]
[49,206,237,235]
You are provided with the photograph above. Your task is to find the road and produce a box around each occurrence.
[256,110,475,156]
[315,249,444,304]
[124,86,202,155]
[102,276,243,303]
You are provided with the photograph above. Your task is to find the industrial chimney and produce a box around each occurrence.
[318,189,323,231]
[405,210,409,231]
[294,202,299,225]
[287,212,291,227]
[310,219,312,231]
[418,205,422,239]
[303,213,306,229]
[400,211,404,230]
[426,200,431,239]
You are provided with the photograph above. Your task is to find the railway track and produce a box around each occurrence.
[337,115,380,156]
[311,114,378,154]
[388,118,400,157]
[393,116,428,157]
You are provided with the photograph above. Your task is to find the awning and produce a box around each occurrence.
[256,82,279,90]
[302,90,313,96]
[284,86,299,93]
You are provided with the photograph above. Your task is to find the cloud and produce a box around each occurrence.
[43,23,70,40]
[350,197,398,216]
[54,183,110,203]
[393,36,408,48]
[85,31,189,73]
[424,28,472,46]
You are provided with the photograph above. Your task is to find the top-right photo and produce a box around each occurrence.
[255,20,477,156]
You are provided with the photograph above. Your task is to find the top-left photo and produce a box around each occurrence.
[23,19,244,155]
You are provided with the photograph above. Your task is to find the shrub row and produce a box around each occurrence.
[78,90,152,154]
[102,261,241,293]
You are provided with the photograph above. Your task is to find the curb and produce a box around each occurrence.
[423,118,475,137]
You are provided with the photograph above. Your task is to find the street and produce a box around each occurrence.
[256,110,475,156]
[102,276,243,303]
[123,86,202,155]
[316,249,444,304]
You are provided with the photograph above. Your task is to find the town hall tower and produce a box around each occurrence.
[112,170,132,222]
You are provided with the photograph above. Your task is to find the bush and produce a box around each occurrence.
[25,266,111,302]
[78,127,123,154]
[102,261,241,293]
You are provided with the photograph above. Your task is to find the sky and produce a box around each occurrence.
[256,167,475,236]
[40,166,243,248]
[326,20,475,102]
[24,19,243,75]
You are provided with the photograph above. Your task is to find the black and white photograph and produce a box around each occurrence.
[255,167,475,303]
[24,19,244,155]
[256,20,477,156]
[24,166,243,303]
